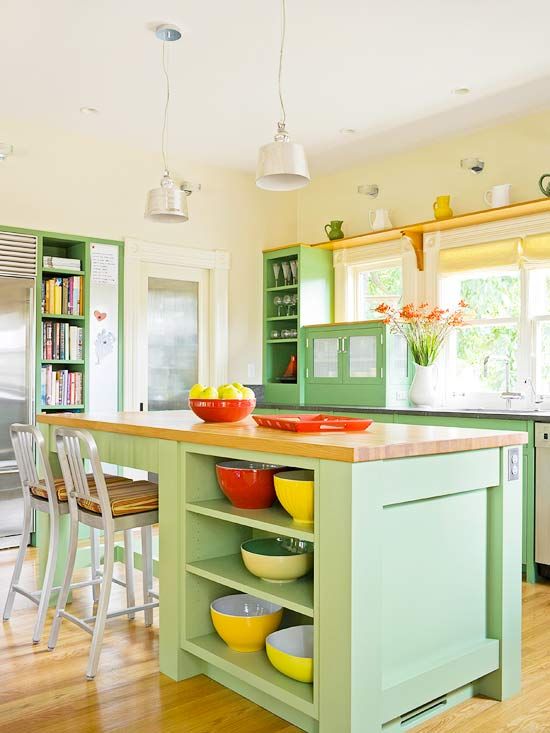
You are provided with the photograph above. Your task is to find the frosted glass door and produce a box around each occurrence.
[308,335,342,383]
[348,335,377,378]
[148,278,198,410]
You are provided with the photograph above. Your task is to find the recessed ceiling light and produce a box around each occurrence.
[452,87,470,95]
[339,128,356,135]
[80,106,99,115]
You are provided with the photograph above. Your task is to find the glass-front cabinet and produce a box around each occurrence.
[305,321,411,407]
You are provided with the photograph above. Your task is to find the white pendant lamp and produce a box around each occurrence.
[256,0,310,191]
[145,25,190,222]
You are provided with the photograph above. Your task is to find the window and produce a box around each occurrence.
[442,267,521,400]
[355,261,402,320]
[530,267,550,397]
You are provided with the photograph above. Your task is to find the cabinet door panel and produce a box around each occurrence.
[306,331,345,384]
[342,327,384,385]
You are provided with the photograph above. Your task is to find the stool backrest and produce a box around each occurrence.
[10,423,60,509]
[54,427,111,519]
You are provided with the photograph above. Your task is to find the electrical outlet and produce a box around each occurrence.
[508,447,520,482]
[247,363,255,380]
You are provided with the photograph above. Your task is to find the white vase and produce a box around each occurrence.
[409,363,438,408]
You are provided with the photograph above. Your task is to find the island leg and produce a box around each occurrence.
[157,440,202,681]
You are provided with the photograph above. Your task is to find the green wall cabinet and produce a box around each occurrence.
[263,245,333,405]
[304,321,412,408]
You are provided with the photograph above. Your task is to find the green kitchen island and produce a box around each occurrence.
[36,411,526,733]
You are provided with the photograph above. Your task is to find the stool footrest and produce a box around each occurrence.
[83,600,159,624]
[12,585,40,606]
[57,610,94,636]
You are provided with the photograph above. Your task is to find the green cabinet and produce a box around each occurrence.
[262,245,333,405]
[304,321,411,407]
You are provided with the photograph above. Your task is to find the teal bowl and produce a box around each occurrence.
[241,537,314,583]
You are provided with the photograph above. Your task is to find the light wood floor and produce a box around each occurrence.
[1,547,550,733]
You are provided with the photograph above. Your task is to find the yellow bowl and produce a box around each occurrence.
[274,470,314,524]
[266,625,314,683]
[241,537,314,583]
[210,593,283,652]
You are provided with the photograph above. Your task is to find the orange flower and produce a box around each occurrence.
[458,299,468,308]
[375,303,391,314]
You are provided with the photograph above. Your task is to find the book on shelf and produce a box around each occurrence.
[43,256,81,270]
[40,366,83,407]
[41,275,83,315]
[42,321,83,360]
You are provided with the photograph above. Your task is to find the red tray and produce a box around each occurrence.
[253,413,373,433]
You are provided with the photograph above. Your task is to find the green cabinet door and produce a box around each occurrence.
[341,325,384,386]
[305,329,346,385]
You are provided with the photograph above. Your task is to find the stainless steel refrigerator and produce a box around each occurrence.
[0,231,36,549]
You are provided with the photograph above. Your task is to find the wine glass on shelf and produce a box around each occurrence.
[281,261,291,286]
[283,294,292,315]
[290,294,298,315]
[272,261,281,287]
[281,329,291,339]
[273,296,283,316]
[270,329,280,339]
[289,328,298,339]
[290,259,298,285]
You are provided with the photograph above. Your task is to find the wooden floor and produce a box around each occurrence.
[1,548,550,733]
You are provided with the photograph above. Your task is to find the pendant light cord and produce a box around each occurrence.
[278,0,287,127]
[161,40,170,174]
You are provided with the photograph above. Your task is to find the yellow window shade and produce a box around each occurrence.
[439,238,521,274]
[522,233,550,262]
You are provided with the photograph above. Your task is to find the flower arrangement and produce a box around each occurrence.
[375,300,468,366]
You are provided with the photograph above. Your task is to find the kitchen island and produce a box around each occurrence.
[36,411,526,733]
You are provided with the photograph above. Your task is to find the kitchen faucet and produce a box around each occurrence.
[482,354,524,409]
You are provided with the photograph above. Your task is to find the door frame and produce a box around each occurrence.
[124,238,229,410]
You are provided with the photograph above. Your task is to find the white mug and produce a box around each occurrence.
[484,183,511,209]
[369,208,392,231]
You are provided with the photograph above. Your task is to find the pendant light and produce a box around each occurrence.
[256,0,310,191]
[145,25,190,222]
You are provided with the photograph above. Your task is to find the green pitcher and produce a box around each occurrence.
[540,174,550,197]
[324,220,344,240]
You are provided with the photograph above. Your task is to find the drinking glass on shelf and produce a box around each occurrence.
[290,260,298,284]
[289,328,298,338]
[273,295,283,316]
[270,329,280,339]
[290,294,298,315]
[272,262,281,287]
[283,294,292,315]
[281,261,291,285]
[281,329,291,339]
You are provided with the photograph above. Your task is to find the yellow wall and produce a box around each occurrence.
[297,108,550,244]
[0,118,297,383]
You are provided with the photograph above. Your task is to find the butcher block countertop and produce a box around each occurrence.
[36,410,528,463]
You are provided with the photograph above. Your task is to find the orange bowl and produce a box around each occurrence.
[188,398,256,423]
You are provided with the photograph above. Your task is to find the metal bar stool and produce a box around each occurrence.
[3,424,136,644]
[48,427,159,679]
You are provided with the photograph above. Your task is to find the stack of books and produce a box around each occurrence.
[42,321,83,361]
[43,256,81,271]
[40,366,83,407]
[42,276,83,315]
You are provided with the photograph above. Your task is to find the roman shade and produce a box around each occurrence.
[522,233,550,262]
[439,238,521,274]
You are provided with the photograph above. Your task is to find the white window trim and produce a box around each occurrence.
[123,237,230,410]
[334,239,418,322]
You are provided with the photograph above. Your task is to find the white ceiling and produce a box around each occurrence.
[3,0,550,175]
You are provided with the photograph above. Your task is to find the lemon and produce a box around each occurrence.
[241,387,256,400]
[232,382,245,391]
[219,385,242,400]
[189,383,206,398]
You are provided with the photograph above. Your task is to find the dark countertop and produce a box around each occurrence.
[255,401,550,422]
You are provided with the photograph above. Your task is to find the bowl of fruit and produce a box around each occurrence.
[188,383,256,423]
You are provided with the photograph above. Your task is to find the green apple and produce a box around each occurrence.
[200,386,219,399]
[189,383,205,398]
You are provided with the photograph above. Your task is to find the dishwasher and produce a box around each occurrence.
[535,423,550,575]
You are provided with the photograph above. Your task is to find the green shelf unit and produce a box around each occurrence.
[186,554,314,617]
[41,313,85,321]
[263,245,334,405]
[42,267,85,276]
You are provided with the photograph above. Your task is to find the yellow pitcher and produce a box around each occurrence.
[433,195,453,220]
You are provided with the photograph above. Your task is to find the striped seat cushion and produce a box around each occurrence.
[30,474,134,502]
[77,480,158,518]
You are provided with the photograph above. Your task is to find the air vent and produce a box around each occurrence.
[0,231,37,278]
[401,696,447,726]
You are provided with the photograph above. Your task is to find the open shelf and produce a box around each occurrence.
[267,339,297,344]
[184,633,315,715]
[40,404,84,411]
[186,499,314,542]
[42,267,84,276]
[186,554,313,617]
[41,313,85,321]
[266,284,298,292]
[267,315,298,322]
[41,359,84,365]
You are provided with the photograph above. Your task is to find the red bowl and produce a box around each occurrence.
[216,461,285,509]
[189,398,256,423]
